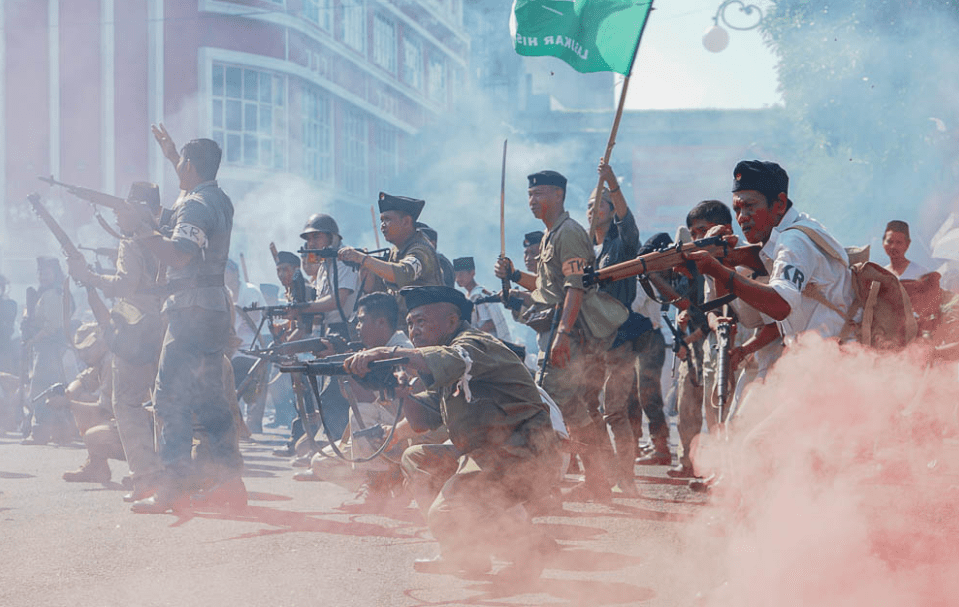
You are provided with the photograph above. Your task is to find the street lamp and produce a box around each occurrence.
[702,0,765,53]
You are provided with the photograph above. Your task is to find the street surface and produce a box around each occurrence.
[0,429,724,607]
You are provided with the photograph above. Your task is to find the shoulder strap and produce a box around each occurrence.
[783,225,846,265]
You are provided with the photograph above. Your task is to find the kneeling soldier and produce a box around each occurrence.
[344,286,560,579]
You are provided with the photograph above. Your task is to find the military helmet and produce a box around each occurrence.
[300,213,340,239]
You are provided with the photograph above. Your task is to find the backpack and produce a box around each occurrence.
[785,225,917,350]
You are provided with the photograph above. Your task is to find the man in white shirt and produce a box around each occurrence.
[452,256,512,342]
[883,220,929,281]
[688,160,855,342]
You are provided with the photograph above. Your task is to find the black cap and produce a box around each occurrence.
[732,160,789,201]
[638,232,673,256]
[400,286,473,320]
[127,182,161,214]
[523,231,544,248]
[452,257,474,272]
[379,192,425,221]
[527,170,567,191]
[275,251,300,267]
[416,221,438,244]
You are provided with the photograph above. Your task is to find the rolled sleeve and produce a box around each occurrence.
[418,345,468,389]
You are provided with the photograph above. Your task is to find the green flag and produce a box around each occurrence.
[511,0,653,75]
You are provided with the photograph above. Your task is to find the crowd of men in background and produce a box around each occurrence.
[1,124,958,578]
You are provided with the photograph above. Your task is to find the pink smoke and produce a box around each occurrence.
[691,335,959,607]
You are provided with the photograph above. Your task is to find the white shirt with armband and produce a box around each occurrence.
[760,207,856,339]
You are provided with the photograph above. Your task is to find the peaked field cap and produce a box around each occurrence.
[300,213,340,238]
[527,170,567,190]
[379,192,425,221]
[452,257,474,272]
[400,285,473,320]
[275,251,300,267]
[524,231,544,248]
[127,181,161,213]
[732,160,789,199]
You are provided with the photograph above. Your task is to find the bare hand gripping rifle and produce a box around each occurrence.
[279,355,411,463]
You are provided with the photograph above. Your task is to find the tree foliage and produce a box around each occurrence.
[761,0,959,240]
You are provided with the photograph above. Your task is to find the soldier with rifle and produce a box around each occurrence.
[63,182,166,501]
[20,256,74,445]
[344,285,561,578]
[495,170,628,503]
[294,213,357,339]
[128,135,245,514]
[338,192,443,318]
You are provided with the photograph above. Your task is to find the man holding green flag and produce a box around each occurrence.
[511,0,653,75]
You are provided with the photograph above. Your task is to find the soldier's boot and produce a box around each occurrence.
[636,434,672,466]
[564,425,612,503]
[62,457,111,483]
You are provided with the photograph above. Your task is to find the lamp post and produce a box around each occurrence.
[702,0,765,53]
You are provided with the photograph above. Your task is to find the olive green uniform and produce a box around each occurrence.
[386,231,442,319]
[528,211,627,494]
[401,322,558,563]
[85,238,163,482]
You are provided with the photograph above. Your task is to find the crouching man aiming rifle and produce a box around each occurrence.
[344,286,560,579]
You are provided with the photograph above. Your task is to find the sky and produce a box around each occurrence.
[624,0,782,110]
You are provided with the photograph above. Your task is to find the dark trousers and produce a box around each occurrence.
[627,329,668,444]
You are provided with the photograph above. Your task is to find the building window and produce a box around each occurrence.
[401,35,422,90]
[302,87,332,183]
[341,1,366,53]
[211,63,287,170]
[373,122,398,184]
[304,0,331,31]
[372,13,396,73]
[342,108,368,195]
[428,55,446,104]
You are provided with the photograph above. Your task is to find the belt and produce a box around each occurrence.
[160,274,225,295]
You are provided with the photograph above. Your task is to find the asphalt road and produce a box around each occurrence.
[0,429,723,607]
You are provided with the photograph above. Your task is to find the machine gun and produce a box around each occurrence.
[583,236,765,287]
[279,354,410,463]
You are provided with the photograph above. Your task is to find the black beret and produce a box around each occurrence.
[275,251,300,267]
[638,232,673,256]
[416,222,438,244]
[523,231,544,248]
[527,170,567,191]
[452,257,474,272]
[379,192,425,221]
[732,160,789,200]
[400,285,473,320]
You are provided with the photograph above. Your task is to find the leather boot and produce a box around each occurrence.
[131,481,190,514]
[62,458,111,483]
[191,476,248,509]
[565,426,611,502]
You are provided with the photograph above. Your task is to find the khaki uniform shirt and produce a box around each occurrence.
[531,211,592,307]
[89,238,162,319]
[531,211,626,341]
[417,322,550,455]
[387,231,442,291]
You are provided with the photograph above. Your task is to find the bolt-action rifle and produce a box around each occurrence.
[584,235,766,287]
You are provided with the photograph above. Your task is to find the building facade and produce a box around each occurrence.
[1,0,469,281]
